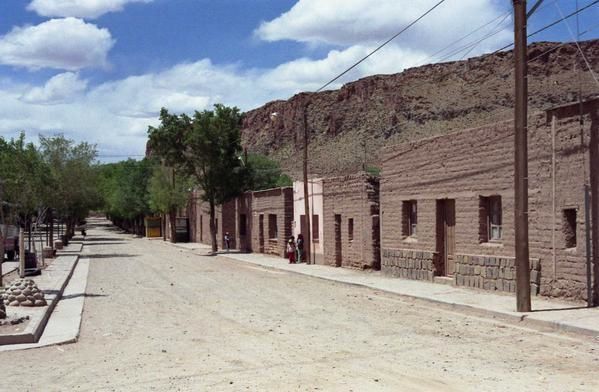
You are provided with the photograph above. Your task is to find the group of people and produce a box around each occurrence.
[286,234,305,264]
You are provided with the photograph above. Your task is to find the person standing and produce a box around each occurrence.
[224,232,231,251]
[287,237,296,264]
[296,233,304,263]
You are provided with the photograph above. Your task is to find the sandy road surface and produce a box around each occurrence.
[1,218,598,391]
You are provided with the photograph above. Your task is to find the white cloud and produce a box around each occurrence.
[0,18,114,70]
[0,43,428,158]
[20,72,88,104]
[27,0,152,19]
[0,0,515,159]
[255,0,511,53]
[258,44,429,92]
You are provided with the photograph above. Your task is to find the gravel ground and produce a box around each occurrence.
[0,219,598,391]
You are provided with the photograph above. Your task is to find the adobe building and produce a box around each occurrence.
[322,173,381,270]
[187,191,235,249]
[249,187,294,257]
[293,179,324,264]
[234,192,253,252]
[186,188,293,256]
[380,98,599,301]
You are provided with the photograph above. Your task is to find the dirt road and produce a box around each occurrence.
[1,219,598,391]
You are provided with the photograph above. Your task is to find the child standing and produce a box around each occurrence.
[287,238,296,264]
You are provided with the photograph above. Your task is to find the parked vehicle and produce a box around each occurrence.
[0,224,19,261]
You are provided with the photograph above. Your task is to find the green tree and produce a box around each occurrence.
[147,163,192,242]
[0,134,46,282]
[0,133,49,225]
[148,105,246,251]
[98,159,152,235]
[245,153,292,191]
[39,135,100,237]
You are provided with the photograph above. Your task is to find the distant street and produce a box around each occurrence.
[1,218,598,391]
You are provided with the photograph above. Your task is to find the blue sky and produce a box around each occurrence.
[0,0,597,160]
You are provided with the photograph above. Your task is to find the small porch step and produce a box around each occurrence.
[433,276,455,286]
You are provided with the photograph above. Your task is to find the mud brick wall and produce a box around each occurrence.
[187,193,235,250]
[381,249,435,280]
[220,200,236,249]
[192,199,214,246]
[380,99,599,301]
[235,193,253,252]
[454,255,541,294]
[323,174,380,269]
[250,187,294,258]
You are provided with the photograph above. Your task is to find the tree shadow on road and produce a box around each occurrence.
[84,237,125,242]
[84,242,128,246]
[85,253,140,259]
[62,292,109,300]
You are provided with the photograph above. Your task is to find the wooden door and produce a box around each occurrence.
[334,214,342,267]
[437,199,456,276]
[258,214,265,253]
[199,215,203,242]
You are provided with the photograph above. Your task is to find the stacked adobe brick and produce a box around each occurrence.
[380,98,599,300]
[322,173,380,269]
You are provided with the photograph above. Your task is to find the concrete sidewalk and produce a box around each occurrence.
[162,240,599,337]
[0,237,89,351]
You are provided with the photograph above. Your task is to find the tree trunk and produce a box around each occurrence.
[49,210,54,249]
[0,230,4,287]
[162,214,166,241]
[209,199,218,252]
[169,209,177,243]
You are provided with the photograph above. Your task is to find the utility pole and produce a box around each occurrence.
[303,104,312,264]
[513,0,531,312]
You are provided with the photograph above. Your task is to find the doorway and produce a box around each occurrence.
[199,215,203,242]
[258,214,264,253]
[334,214,342,267]
[436,199,456,276]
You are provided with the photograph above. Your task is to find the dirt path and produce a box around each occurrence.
[1,219,598,391]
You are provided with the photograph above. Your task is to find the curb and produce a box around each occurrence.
[0,254,80,346]
[215,254,599,338]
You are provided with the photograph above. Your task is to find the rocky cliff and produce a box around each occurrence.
[241,40,599,177]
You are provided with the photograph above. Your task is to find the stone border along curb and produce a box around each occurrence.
[0,255,79,345]
[210,253,599,338]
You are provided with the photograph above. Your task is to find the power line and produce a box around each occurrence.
[367,35,599,147]
[315,0,447,93]
[397,0,555,70]
[493,0,599,53]
[553,0,599,88]
[419,11,512,65]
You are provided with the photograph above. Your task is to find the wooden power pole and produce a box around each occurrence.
[513,0,532,312]
[303,105,312,264]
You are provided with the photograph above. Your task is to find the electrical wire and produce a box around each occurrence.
[553,0,599,88]
[315,0,447,93]
[419,10,512,65]
[493,0,599,53]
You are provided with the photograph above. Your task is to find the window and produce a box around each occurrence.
[480,196,502,242]
[563,209,577,248]
[312,214,320,241]
[239,214,247,236]
[348,218,354,241]
[268,214,278,239]
[402,201,417,237]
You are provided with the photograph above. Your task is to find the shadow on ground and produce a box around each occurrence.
[62,292,108,300]
[84,242,128,246]
[85,253,140,259]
